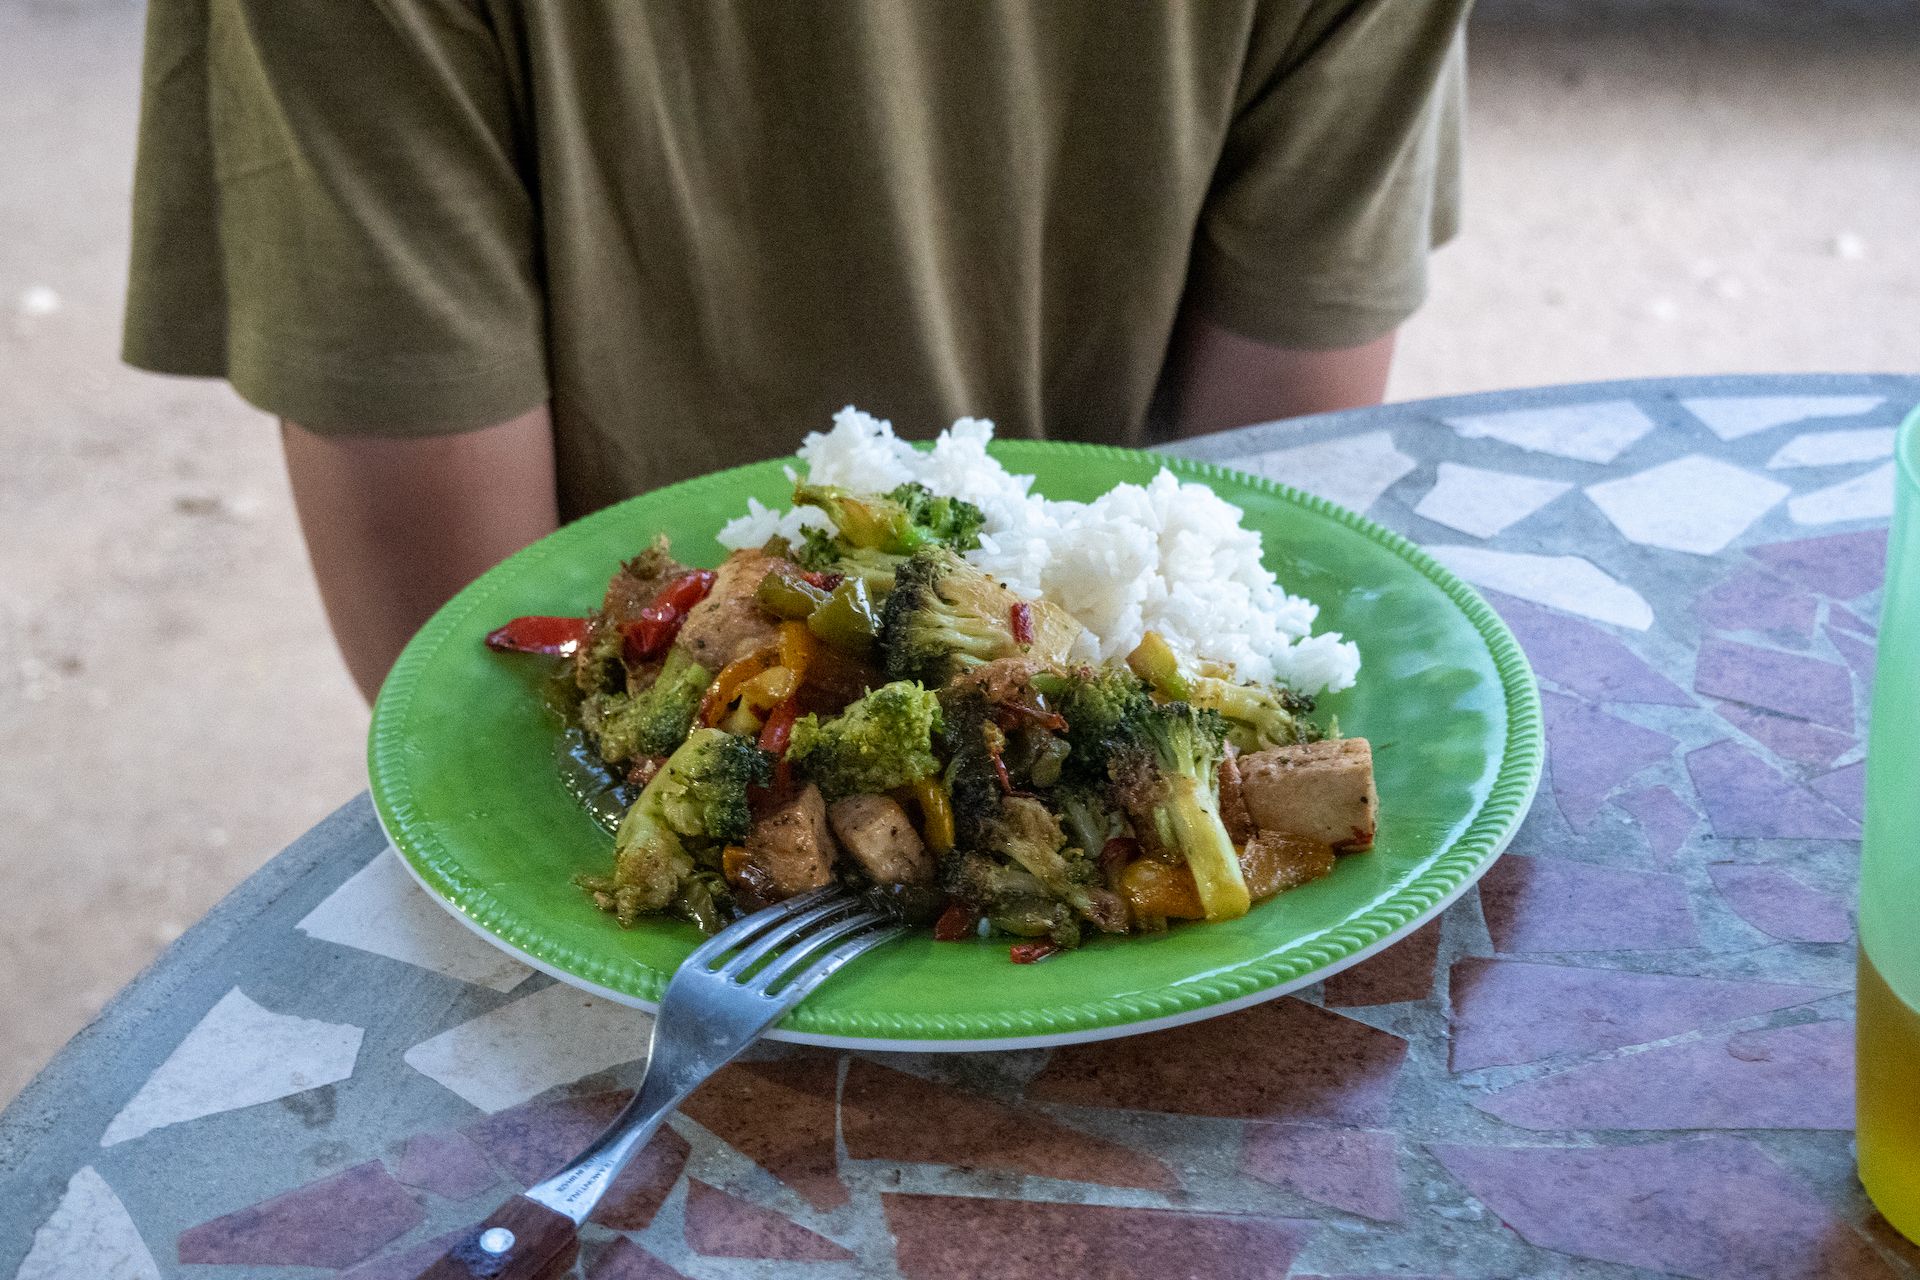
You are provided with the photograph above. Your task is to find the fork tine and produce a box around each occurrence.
[747,909,889,995]
[769,923,906,1004]
[714,895,865,979]
[683,886,838,971]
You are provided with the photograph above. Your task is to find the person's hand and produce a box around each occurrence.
[281,406,560,703]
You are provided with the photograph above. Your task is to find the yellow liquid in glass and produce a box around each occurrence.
[1860,948,1920,1243]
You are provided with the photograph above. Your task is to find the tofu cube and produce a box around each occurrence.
[1236,738,1378,852]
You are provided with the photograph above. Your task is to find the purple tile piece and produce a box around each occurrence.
[588,1238,697,1280]
[1694,639,1854,730]
[842,1059,1177,1191]
[1829,625,1878,686]
[1432,1135,1896,1279]
[684,1179,855,1261]
[465,1090,689,1231]
[1709,863,1855,943]
[1485,591,1693,705]
[1540,692,1677,830]
[1322,918,1443,1006]
[1748,528,1888,600]
[1812,761,1867,822]
[681,1055,847,1210]
[1686,740,1860,840]
[1479,854,1697,953]
[1449,958,1836,1071]
[392,1131,497,1201]
[1027,997,1408,1124]
[339,1229,466,1280]
[1829,603,1878,636]
[1615,785,1698,865]
[883,1194,1315,1280]
[1696,568,1818,639]
[1473,1020,1855,1130]
[1241,1125,1403,1221]
[176,1161,424,1269]
[1713,702,1854,769]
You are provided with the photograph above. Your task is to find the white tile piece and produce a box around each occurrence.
[1585,455,1789,555]
[1443,400,1656,464]
[1788,462,1897,526]
[1680,394,1885,441]
[16,1167,161,1280]
[1765,427,1898,470]
[298,848,531,992]
[1427,546,1654,630]
[1240,430,1416,515]
[404,981,651,1113]
[1413,463,1573,539]
[100,989,362,1147]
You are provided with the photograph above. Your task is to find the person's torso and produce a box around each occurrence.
[479,1,1271,516]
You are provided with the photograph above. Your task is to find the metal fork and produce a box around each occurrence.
[415,887,903,1279]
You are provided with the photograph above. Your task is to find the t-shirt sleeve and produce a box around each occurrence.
[1187,0,1469,350]
[122,0,547,434]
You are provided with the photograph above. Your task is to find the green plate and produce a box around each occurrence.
[369,441,1542,1049]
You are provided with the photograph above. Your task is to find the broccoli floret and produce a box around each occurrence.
[791,481,986,556]
[937,685,1007,850]
[577,727,772,929]
[1053,780,1127,859]
[944,851,1080,947]
[788,680,944,799]
[980,796,1127,936]
[1032,664,1155,788]
[583,649,712,763]
[879,547,1080,685]
[792,525,845,572]
[1109,700,1250,921]
[885,482,986,552]
[1128,631,1322,751]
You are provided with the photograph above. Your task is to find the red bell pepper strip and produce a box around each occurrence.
[933,902,977,942]
[1009,939,1062,964]
[655,569,719,613]
[799,570,844,592]
[620,570,717,662]
[1009,601,1033,647]
[485,615,589,657]
[758,694,801,756]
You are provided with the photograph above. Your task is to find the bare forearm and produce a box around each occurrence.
[282,407,561,703]
[1164,312,1397,439]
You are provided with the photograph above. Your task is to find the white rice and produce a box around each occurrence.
[717,407,1360,693]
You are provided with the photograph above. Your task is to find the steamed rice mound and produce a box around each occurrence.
[718,407,1361,694]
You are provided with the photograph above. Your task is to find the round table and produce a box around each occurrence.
[6,374,1917,1280]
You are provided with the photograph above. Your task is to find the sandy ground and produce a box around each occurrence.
[1,0,1915,1105]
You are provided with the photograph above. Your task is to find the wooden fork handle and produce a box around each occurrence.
[412,1196,579,1279]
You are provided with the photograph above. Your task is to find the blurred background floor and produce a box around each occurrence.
[1,0,1915,1105]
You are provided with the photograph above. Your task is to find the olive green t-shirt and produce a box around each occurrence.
[125,0,1466,520]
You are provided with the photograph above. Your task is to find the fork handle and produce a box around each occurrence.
[411,1196,579,1279]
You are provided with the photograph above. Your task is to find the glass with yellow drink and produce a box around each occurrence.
[1858,404,1920,1243]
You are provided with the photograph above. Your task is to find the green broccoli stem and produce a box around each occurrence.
[1158,775,1251,920]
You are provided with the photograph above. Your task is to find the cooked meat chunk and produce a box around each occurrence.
[944,655,1046,705]
[738,784,836,899]
[828,793,934,886]
[1217,744,1254,845]
[676,548,786,671]
[1237,738,1377,852]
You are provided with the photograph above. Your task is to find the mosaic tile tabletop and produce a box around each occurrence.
[5,374,1918,1280]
